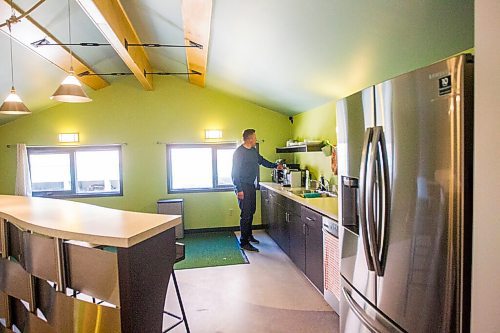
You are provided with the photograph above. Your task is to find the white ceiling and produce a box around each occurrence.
[0,0,474,125]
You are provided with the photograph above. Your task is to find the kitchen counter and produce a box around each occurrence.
[259,182,338,221]
[0,195,180,248]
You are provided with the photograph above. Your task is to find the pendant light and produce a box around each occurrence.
[0,4,31,115]
[50,0,91,103]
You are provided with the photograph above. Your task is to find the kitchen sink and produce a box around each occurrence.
[289,189,337,198]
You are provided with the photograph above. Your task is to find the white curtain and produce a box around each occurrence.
[15,143,32,196]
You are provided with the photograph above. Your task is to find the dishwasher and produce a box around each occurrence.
[322,216,340,314]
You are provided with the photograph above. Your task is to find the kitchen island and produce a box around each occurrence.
[0,195,180,333]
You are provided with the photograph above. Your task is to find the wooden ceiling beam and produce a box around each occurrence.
[182,0,212,87]
[0,0,108,90]
[76,0,153,90]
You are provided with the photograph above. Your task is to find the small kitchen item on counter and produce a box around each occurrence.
[304,192,321,198]
[272,159,287,184]
[287,170,302,188]
[272,168,285,184]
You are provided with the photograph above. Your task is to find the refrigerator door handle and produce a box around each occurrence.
[367,127,382,276]
[343,287,383,333]
[376,126,391,276]
[359,127,375,271]
[368,126,391,277]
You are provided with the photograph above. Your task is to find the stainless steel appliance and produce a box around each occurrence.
[287,170,303,188]
[336,54,473,333]
[323,216,340,314]
[272,168,285,184]
[272,163,300,184]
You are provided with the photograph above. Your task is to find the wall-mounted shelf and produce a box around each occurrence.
[276,144,323,153]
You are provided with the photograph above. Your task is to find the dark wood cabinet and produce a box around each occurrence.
[302,206,324,292]
[260,188,270,228]
[266,191,279,243]
[262,187,326,293]
[289,210,305,273]
[276,204,290,255]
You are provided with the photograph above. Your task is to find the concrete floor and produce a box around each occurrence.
[163,230,339,333]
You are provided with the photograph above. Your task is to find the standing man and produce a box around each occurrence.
[232,129,281,252]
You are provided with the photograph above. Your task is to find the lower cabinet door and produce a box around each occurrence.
[289,213,305,273]
[277,205,290,255]
[303,206,324,293]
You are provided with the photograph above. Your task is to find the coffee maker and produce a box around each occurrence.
[272,159,287,184]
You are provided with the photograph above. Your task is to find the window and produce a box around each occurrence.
[28,146,123,198]
[167,143,237,193]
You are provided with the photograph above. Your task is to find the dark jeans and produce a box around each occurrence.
[238,183,256,245]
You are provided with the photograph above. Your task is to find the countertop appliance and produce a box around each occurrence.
[272,163,300,185]
[272,168,285,184]
[286,170,302,188]
[337,54,473,333]
[323,216,340,314]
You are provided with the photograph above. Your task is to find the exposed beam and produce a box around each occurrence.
[76,0,153,90]
[0,1,108,90]
[182,0,212,87]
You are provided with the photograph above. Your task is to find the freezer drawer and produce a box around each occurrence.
[341,278,405,333]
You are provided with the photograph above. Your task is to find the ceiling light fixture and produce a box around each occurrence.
[50,0,91,103]
[0,2,31,115]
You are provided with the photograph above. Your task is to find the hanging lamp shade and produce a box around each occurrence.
[0,87,31,115]
[50,71,92,103]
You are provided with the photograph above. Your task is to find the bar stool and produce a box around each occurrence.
[163,242,190,333]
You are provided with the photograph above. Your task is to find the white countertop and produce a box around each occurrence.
[260,182,338,221]
[0,195,180,248]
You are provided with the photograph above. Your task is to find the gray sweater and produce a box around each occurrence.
[232,145,276,192]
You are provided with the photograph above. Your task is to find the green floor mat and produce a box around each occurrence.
[174,231,249,270]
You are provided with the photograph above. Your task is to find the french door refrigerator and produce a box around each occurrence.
[336,54,473,333]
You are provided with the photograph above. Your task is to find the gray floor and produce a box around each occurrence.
[163,230,339,333]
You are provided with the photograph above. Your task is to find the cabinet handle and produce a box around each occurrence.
[305,216,314,222]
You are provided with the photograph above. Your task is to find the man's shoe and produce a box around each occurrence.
[249,236,260,244]
[240,243,259,252]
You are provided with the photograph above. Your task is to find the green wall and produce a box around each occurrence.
[285,100,338,186]
[0,76,290,229]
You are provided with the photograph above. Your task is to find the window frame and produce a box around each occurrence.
[166,142,239,194]
[28,145,123,199]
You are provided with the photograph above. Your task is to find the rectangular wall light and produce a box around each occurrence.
[58,133,79,143]
[205,129,223,139]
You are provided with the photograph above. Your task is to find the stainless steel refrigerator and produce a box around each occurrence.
[336,54,473,333]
